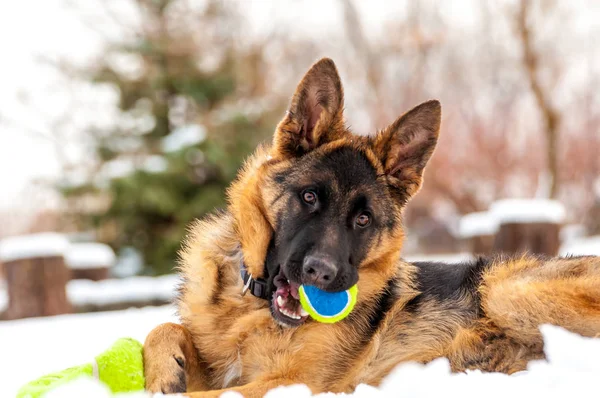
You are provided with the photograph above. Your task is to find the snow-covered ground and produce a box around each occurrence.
[3,308,600,398]
[0,305,178,398]
[0,275,179,312]
[560,235,600,257]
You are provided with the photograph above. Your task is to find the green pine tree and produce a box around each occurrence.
[59,0,283,275]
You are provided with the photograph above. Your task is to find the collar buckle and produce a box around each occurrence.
[241,273,252,296]
[240,261,270,300]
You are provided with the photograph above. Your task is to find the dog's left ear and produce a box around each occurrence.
[273,58,346,158]
[372,100,441,203]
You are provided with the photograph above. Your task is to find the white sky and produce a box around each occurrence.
[0,0,598,216]
[0,0,479,213]
[0,0,102,210]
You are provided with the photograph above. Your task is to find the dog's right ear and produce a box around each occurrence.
[273,58,346,158]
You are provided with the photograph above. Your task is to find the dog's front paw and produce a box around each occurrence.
[144,323,192,394]
[145,352,187,393]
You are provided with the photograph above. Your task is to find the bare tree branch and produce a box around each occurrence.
[516,0,561,198]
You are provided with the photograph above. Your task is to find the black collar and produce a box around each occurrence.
[240,261,271,300]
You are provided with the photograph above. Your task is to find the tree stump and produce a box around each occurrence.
[458,212,498,255]
[470,235,496,255]
[490,199,565,256]
[0,233,72,320]
[65,243,115,281]
[493,222,561,255]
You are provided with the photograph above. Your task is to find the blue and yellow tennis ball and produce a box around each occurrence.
[299,284,358,323]
[17,338,144,398]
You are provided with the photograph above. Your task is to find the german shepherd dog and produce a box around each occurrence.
[143,58,600,397]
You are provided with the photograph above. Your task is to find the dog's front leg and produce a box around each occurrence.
[182,378,302,398]
[143,322,209,394]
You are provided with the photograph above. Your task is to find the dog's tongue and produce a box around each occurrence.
[273,268,301,300]
[289,281,300,300]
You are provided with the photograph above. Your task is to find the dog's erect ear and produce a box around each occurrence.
[273,58,346,158]
[372,100,441,203]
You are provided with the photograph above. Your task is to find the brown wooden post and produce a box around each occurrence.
[0,233,72,320]
[490,199,564,256]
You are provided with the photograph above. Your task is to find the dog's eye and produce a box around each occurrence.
[302,190,317,205]
[355,212,371,228]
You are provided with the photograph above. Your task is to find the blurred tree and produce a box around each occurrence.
[59,0,283,274]
[515,0,561,199]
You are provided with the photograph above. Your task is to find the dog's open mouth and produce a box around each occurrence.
[272,268,309,327]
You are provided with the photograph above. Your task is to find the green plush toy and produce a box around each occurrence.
[17,338,145,398]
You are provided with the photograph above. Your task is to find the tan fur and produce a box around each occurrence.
[143,58,600,397]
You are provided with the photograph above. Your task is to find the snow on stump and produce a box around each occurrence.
[458,212,499,255]
[65,243,116,281]
[0,233,72,320]
[490,199,565,256]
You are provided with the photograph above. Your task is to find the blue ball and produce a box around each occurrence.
[298,284,358,323]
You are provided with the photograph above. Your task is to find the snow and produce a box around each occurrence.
[44,378,155,398]
[404,252,475,264]
[0,305,178,398]
[98,155,168,181]
[65,243,116,270]
[458,211,499,238]
[490,199,566,224]
[457,200,569,240]
[161,124,206,152]
[141,155,168,174]
[559,224,587,243]
[0,280,6,312]
[100,158,137,180]
[4,316,600,398]
[0,232,70,263]
[0,275,180,312]
[559,235,600,257]
[67,275,180,307]
[111,247,144,278]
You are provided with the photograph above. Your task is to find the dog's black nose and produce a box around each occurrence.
[302,256,338,287]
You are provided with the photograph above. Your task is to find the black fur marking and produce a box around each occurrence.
[369,277,398,331]
[162,367,186,393]
[406,257,490,314]
[312,146,379,193]
[211,265,225,305]
[326,274,399,388]
[273,171,287,185]
[353,275,398,344]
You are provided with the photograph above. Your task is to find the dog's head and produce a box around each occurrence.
[228,58,441,326]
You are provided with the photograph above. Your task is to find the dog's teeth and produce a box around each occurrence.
[278,301,304,321]
[281,308,299,320]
